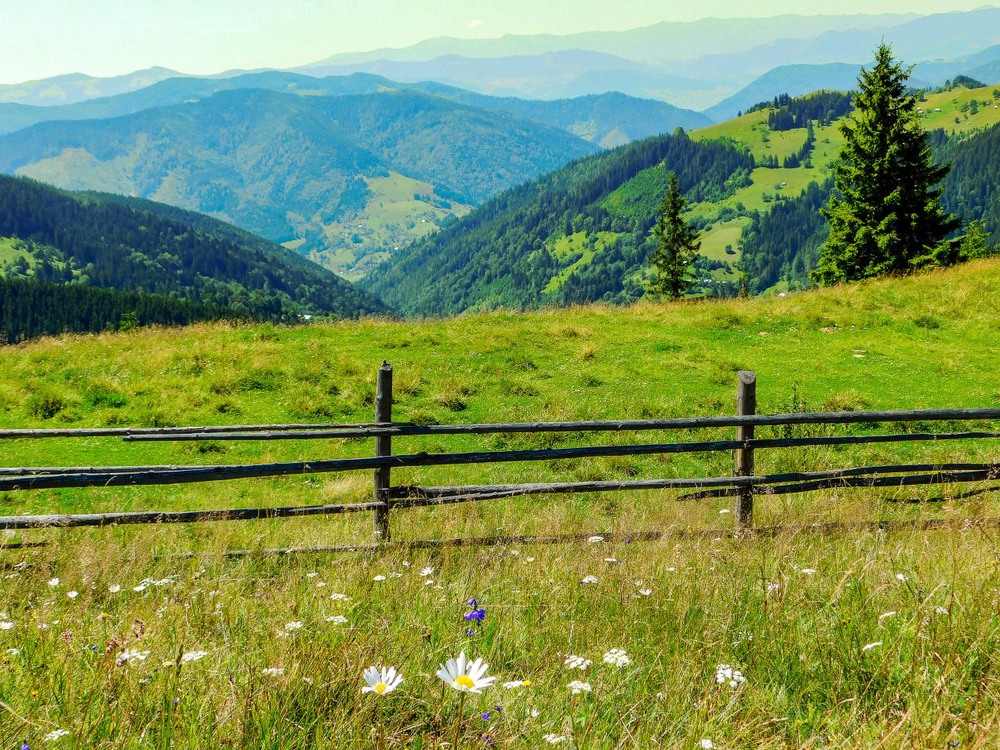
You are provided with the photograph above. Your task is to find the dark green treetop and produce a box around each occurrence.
[813,44,961,285]
[647,172,701,300]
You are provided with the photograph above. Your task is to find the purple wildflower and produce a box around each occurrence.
[464,608,486,622]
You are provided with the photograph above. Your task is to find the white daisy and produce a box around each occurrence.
[419,566,435,577]
[436,651,495,693]
[361,665,403,695]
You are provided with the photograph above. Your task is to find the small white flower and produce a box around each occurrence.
[638,588,652,596]
[436,651,495,693]
[424,579,434,586]
[587,535,605,543]
[419,566,435,577]
[718,508,731,514]
[315,581,327,588]
[715,664,745,688]
[67,591,79,599]
[373,575,386,582]
[604,557,619,564]
[800,568,817,576]
[580,575,598,585]
[666,567,677,572]
[5,647,20,656]
[262,667,285,676]
[566,680,592,694]
[564,655,592,670]
[48,577,60,587]
[181,650,209,663]
[43,728,71,741]
[878,610,898,621]
[602,648,631,667]
[361,665,403,695]
[326,615,348,625]
[766,581,781,594]
[306,572,319,578]
[108,584,121,593]
[862,641,882,652]
[895,573,909,583]
[0,621,13,630]
[543,734,569,744]
[284,620,304,632]
[133,584,148,592]
[330,593,349,601]
[116,649,150,665]
[503,679,532,689]
[934,606,949,615]
[699,740,715,749]
[524,557,535,562]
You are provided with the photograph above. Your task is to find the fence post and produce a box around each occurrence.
[734,370,756,533]
[373,361,393,541]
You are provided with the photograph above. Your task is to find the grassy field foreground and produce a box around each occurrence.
[1,261,1000,747]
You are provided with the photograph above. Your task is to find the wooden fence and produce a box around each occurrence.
[1,362,999,540]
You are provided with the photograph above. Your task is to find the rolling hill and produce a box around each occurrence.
[0,174,386,330]
[0,87,598,279]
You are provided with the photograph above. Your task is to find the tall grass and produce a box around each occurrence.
[0,260,999,746]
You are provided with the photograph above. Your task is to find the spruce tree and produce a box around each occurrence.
[647,172,701,300]
[813,44,960,285]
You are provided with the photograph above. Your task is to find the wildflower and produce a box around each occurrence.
[766,581,781,594]
[715,664,745,688]
[361,665,403,695]
[43,729,70,742]
[306,572,319,578]
[564,655,592,670]
[116,649,150,665]
[602,648,631,667]
[566,680,592,694]
[108,584,121,593]
[587,536,605,543]
[181,651,209,663]
[934,606,949,615]
[604,557,619,563]
[464,608,486,622]
[133,584,147,592]
[66,591,78,600]
[47,578,60,588]
[420,566,435,577]
[437,651,496,693]
[524,557,536,562]
[895,573,909,583]
[373,575,386,582]
[262,667,285,676]
[638,588,652,596]
[800,568,817,576]
[580,575,598,584]
[330,593,349,601]
[326,615,348,625]
[0,621,13,630]
[699,740,715,749]
[862,641,882,652]
[284,621,304,632]
[6,648,20,656]
[543,734,569,744]
[718,508,731,514]
[503,679,531,689]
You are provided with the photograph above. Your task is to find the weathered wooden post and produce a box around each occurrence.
[734,370,756,533]
[373,361,393,541]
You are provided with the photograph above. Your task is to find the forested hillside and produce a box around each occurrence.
[0,175,386,322]
[362,130,755,315]
[0,88,597,278]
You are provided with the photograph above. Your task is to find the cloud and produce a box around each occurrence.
[467,18,485,29]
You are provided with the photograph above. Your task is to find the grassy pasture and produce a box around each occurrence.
[1,260,1000,747]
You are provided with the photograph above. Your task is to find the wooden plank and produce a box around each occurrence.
[373,362,392,541]
[2,433,999,491]
[0,501,382,530]
[735,370,756,530]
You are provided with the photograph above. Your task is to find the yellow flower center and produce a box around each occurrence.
[456,675,476,689]
[523,679,532,686]
[374,682,388,694]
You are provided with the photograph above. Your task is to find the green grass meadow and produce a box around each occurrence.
[1,260,1000,747]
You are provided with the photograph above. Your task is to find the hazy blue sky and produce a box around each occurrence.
[3,0,997,84]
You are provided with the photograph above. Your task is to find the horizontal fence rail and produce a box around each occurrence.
[0,362,998,540]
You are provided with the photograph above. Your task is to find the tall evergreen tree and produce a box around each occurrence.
[647,172,701,300]
[813,44,961,284]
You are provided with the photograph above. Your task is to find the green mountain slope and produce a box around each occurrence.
[0,87,597,279]
[361,131,755,315]
[0,175,386,320]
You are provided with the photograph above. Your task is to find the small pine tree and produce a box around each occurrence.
[647,172,701,300]
[813,44,961,285]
